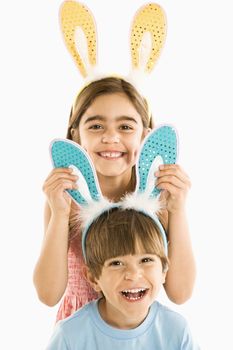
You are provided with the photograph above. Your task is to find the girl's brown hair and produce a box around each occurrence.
[66,76,153,140]
[67,77,154,239]
[85,208,169,279]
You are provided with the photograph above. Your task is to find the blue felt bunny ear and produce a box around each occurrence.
[49,126,177,259]
[50,138,103,206]
[135,125,178,198]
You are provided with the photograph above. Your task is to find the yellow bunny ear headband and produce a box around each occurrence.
[59,1,166,100]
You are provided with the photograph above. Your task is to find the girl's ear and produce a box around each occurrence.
[70,128,80,143]
[82,266,102,292]
[141,127,151,141]
[70,128,76,138]
[162,269,167,285]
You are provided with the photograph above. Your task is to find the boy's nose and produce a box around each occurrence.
[124,266,142,280]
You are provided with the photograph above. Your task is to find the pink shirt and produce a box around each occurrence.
[56,223,98,322]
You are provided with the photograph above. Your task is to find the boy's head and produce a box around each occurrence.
[85,208,168,279]
[83,208,169,328]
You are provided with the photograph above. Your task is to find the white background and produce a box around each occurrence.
[0,0,232,349]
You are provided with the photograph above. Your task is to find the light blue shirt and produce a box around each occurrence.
[46,300,199,350]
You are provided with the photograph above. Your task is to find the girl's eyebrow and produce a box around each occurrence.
[83,115,105,124]
[83,115,138,124]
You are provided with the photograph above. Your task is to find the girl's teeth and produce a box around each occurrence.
[100,152,122,158]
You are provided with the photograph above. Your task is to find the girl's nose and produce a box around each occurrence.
[101,133,120,144]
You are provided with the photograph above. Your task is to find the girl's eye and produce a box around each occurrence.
[88,124,103,130]
[119,125,133,131]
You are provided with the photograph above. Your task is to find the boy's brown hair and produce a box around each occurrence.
[85,208,169,279]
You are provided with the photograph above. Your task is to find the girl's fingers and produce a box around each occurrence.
[155,167,191,188]
[43,172,78,189]
[156,169,188,182]
[44,167,73,181]
[52,181,78,193]
[44,179,78,196]
[159,189,169,201]
[156,175,187,190]
[156,182,183,195]
[159,164,188,173]
[158,164,189,178]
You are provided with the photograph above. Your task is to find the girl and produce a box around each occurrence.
[33,77,196,321]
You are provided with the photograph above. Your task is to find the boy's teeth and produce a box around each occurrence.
[122,288,146,293]
[121,288,148,300]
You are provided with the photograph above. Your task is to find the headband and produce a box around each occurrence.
[50,125,178,259]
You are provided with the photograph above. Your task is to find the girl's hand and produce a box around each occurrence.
[155,164,191,214]
[42,168,78,216]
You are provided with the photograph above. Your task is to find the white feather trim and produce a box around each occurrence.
[83,69,111,86]
[73,29,152,98]
[78,191,165,231]
[78,197,112,230]
[126,31,152,93]
[80,192,168,259]
[121,192,164,216]
[126,68,146,92]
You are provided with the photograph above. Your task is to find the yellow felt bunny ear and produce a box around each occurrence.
[130,3,167,73]
[60,1,97,78]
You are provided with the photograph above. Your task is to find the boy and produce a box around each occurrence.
[47,208,199,349]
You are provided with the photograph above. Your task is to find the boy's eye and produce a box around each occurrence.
[141,257,154,263]
[109,260,123,266]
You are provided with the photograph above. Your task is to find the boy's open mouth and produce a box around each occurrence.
[120,288,149,301]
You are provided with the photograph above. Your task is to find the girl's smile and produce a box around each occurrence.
[74,93,148,179]
[97,151,126,160]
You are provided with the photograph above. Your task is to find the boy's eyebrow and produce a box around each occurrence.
[83,115,138,124]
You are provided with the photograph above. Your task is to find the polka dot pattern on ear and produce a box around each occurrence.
[50,139,101,205]
[136,125,178,197]
[60,0,97,77]
[130,3,167,72]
